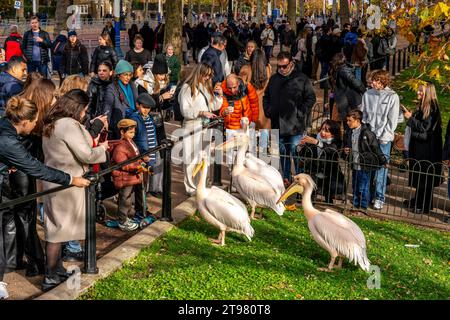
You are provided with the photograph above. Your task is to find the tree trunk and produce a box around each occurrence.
[211,0,215,16]
[299,0,305,19]
[54,0,70,38]
[257,0,263,22]
[332,0,337,21]
[339,0,350,25]
[287,0,296,33]
[164,0,183,59]
[197,0,201,16]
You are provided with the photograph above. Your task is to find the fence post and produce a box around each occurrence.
[403,48,407,70]
[391,52,396,76]
[397,48,402,74]
[212,121,223,186]
[160,140,173,222]
[407,45,411,67]
[323,86,329,117]
[385,53,390,74]
[83,173,98,274]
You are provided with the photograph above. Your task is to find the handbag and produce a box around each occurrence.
[199,89,212,127]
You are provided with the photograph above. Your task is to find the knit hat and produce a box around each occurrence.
[117,118,137,130]
[115,59,133,75]
[137,93,156,108]
[152,54,168,75]
[68,30,77,37]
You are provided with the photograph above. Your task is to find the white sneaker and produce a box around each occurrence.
[0,282,9,299]
[374,199,384,210]
[118,218,139,232]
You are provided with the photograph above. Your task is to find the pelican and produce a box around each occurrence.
[277,174,371,272]
[216,125,286,219]
[192,150,254,246]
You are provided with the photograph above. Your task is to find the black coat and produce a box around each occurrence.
[345,124,387,171]
[443,118,450,161]
[407,107,443,187]
[263,64,316,136]
[140,25,155,51]
[87,76,112,117]
[0,118,70,191]
[61,40,89,75]
[332,64,366,119]
[90,45,118,73]
[21,29,52,64]
[201,46,224,85]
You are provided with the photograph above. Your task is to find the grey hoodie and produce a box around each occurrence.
[360,87,401,144]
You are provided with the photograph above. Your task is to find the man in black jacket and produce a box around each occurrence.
[21,16,52,78]
[263,51,316,185]
[61,30,89,77]
[201,33,227,86]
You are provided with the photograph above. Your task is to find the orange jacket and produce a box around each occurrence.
[219,79,259,130]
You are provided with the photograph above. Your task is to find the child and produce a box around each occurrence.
[111,119,148,231]
[127,93,163,198]
[345,110,387,211]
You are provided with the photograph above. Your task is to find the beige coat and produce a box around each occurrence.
[42,118,107,243]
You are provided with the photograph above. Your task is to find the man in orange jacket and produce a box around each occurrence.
[220,74,259,168]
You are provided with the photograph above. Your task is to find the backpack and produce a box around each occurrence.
[172,83,184,122]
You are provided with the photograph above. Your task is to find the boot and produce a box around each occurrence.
[42,266,66,291]
[25,259,45,277]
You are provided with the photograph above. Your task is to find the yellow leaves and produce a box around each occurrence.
[419,7,430,20]
[442,54,450,62]
[408,7,416,15]
[434,2,450,18]
[405,79,428,92]
[406,31,416,43]
[444,64,450,71]
[429,67,441,81]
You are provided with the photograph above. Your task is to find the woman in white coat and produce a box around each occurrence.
[178,63,223,195]
[41,89,108,290]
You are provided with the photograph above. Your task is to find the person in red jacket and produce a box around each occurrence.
[219,74,259,167]
[4,25,23,61]
[111,119,148,231]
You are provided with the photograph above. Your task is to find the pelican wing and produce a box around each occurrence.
[244,153,285,194]
[203,187,254,239]
[310,210,370,271]
[234,171,284,215]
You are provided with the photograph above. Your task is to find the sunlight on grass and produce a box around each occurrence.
[81,208,449,300]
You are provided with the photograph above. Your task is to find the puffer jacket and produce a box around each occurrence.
[0,72,23,112]
[87,75,112,117]
[220,78,259,130]
[60,40,89,75]
[111,138,143,189]
[90,45,118,73]
[21,29,52,63]
[4,33,23,61]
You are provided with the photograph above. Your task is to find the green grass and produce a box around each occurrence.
[81,209,450,300]
[393,60,450,137]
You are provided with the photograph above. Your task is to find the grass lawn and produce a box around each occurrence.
[393,60,450,137]
[81,209,450,300]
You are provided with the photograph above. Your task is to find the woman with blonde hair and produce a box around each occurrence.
[403,82,443,214]
[178,63,223,195]
[55,74,89,99]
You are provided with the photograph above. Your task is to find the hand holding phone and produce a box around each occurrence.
[400,104,409,113]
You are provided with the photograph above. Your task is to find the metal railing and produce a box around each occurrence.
[0,118,224,275]
[274,143,449,228]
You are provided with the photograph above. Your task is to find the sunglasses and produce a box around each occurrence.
[278,63,291,70]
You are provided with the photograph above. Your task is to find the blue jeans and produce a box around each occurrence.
[27,61,49,79]
[374,142,391,202]
[279,135,303,181]
[352,169,371,209]
[264,46,273,60]
[66,240,82,253]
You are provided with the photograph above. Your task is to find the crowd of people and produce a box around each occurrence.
[0,13,448,300]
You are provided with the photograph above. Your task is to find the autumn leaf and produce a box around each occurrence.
[434,2,450,18]
[429,67,441,81]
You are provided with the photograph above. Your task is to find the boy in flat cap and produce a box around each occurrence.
[127,93,163,203]
[111,119,148,231]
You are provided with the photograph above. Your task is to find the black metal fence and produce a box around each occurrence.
[273,143,449,227]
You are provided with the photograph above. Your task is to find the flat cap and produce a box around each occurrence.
[117,118,137,129]
[136,93,156,108]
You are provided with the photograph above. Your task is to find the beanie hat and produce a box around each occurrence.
[68,30,77,37]
[152,54,168,75]
[115,59,133,75]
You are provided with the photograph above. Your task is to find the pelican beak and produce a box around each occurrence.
[192,159,205,178]
[276,182,304,204]
[215,137,237,151]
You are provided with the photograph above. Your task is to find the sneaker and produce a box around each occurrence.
[139,216,156,229]
[118,218,139,232]
[105,220,120,228]
[0,282,8,299]
[373,199,384,210]
[133,212,145,224]
[62,249,84,262]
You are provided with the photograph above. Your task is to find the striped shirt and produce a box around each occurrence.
[142,114,158,165]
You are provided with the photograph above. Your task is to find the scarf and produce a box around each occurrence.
[119,80,136,111]
[316,133,334,156]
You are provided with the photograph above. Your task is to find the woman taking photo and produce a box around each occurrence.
[403,82,443,214]
[178,63,222,195]
[41,89,107,291]
[89,32,118,76]
[0,97,89,299]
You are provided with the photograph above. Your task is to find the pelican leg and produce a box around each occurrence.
[318,256,336,272]
[208,230,226,246]
[250,204,256,220]
[335,256,344,269]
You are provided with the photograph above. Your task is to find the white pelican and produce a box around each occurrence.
[216,129,286,219]
[192,151,254,246]
[277,174,371,272]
